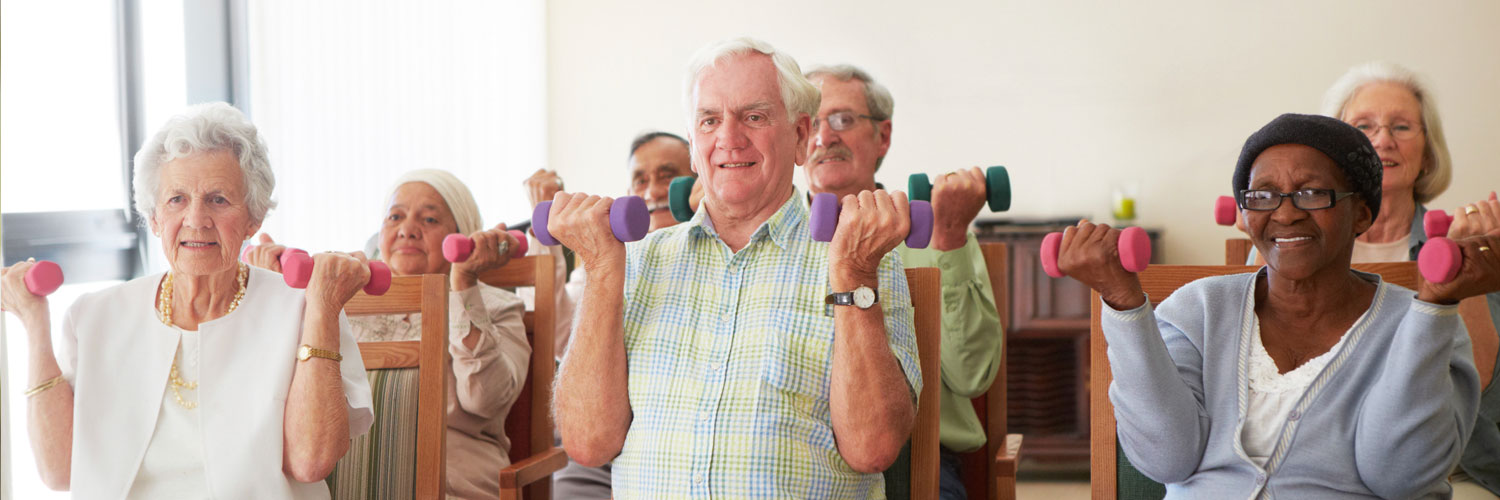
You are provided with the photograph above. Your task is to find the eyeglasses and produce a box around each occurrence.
[1350,120,1422,141]
[1238,189,1357,211]
[811,111,877,133]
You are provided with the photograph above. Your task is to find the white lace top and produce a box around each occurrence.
[1241,316,1350,466]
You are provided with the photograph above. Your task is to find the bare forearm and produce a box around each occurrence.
[283,306,350,482]
[25,323,74,490]
[828,271,914,473]
[555,260,631,466]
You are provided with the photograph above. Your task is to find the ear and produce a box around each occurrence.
[149,213,160,236]
[1352,198,1375,235]
[792,112,812,166]
[876,119,893,163]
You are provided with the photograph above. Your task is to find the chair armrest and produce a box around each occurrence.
[994,433,1023,476]
[499,446,568,490]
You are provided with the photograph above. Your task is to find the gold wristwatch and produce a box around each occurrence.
[298,344,343,362]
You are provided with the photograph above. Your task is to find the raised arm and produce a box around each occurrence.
[283,252,370,482]
[548,192,632,467]
[3,261,74,490]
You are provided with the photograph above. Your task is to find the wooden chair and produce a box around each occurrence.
[1090,262,1441,499]
[896,267,940,499]
[478,254,568,500]
[331,274,451,500]
[1225,238,1496,390]
[958,243,1024,500]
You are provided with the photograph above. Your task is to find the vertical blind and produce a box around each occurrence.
[246,0,546,253]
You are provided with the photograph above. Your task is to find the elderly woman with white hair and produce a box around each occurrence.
[247,169,530,500]
[1246,62,1500,496]
[0,102,374,498]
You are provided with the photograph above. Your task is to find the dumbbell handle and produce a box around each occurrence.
[278,249,393,296]
[443,230,528,263]
[808,192,934,249]
[20,260,65,296]
[1039,226,1151,278]
[532,196,650,246]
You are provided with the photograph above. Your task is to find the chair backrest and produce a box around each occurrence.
[1224,238,1496,390]
[333,274,450,500]
[957,243,1014,500]
[906,266,943,499]
[1090,263,1417,499]
[477,254,557,500]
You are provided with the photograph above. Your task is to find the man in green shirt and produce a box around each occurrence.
[803,64,1005,500]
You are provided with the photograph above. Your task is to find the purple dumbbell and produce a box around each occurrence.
[807,192,934,249]
[1039,226,1151,278]
[532,195,650,246]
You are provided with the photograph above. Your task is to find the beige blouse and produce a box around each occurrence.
[348,284,530,500]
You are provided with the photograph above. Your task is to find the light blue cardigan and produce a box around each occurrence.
[1103,269,1481,499]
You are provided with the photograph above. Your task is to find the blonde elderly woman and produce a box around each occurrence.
[0,102,374,499]
[248,169,530,499]
[1245,62,1500,496]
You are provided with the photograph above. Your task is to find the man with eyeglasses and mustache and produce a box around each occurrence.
[803,64,1003,500]
[522,131,696,498]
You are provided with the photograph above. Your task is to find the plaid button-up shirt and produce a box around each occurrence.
[609,189,922,499]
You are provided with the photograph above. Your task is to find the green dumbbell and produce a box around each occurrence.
[669,176,698,223]
[908,166,1011,212]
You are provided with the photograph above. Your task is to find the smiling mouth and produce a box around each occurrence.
[1274,236,1312,244]
[1382,160,1399,168]
[719,162,755,168]
[817,156,848,164]
[181,241,218,249]
[646,201,669,213]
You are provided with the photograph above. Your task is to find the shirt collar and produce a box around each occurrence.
[687,188,804,251]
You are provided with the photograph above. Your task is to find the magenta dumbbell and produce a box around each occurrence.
[1418,211,1462,283]
[1425,210,1453,240]
[19,260,64,296]
[443,230,529,263]
[807,192,934,249]
[279,250,392,296]
[1039,226,1151,278]
[532,196,650,246]
[1215,196,1237,226]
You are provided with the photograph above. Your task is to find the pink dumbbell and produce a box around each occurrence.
[443,230,528,263]
[1039,226,1151,278]
[1215,196,1237,226]
[532,196,650,246]
[1424,210,1453,240]
[243,246,390,295]
[1418,211,1462,283]
[18,260,64,296]
[807,192,934,249]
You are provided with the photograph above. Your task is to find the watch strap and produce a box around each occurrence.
[301,344,343,362]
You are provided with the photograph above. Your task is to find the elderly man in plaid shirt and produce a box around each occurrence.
[547,37,923,499]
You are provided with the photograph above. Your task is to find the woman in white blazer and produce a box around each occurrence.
[0,102,374,499]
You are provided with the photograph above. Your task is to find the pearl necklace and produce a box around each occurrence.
[156,263,248,409]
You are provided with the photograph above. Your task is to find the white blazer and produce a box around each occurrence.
[59,267,373,499]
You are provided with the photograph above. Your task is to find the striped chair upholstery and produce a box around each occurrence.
[327,368,421,499]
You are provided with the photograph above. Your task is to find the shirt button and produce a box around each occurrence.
[1288,410,1301,421]
[694,473,705,484]
[1255,473,1267,485]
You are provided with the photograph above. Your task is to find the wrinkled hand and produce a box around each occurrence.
[452,223,519,290]
[525,169,565,210]
[1448,192,1500,239]
[829,190,909,288]
[930,167,987,250]
[547,192,625,270]
[1,259,49,325]
[243,233,289,273]
[1057,219,1145,309]
[1418,231,1500,305]
[304,251,371,312]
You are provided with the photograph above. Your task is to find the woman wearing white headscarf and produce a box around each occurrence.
[247,169,530,499]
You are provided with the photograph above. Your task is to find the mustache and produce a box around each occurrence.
[808,145,854,165]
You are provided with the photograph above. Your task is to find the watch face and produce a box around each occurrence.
[853,286,876,308]
[297,345,311,360]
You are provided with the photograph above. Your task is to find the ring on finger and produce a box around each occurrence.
[1482,246,1492,252]
[497,240,510,257]
[1466,205,1479,215]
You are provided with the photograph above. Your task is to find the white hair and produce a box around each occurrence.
[1322,61,1451,204]
[682,37,820,127]
[132,102,276,224]
[804,64,895,122]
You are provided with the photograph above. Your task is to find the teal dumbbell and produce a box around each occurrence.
[669,176,698,223]
[908,166,1011,212]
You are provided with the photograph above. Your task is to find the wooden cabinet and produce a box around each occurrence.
[976,221,1160,468]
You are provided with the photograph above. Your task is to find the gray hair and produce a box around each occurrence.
[132,102,277,224]
[682,37,820,127]
[804,64,895,122]
[1321,61,1451,204]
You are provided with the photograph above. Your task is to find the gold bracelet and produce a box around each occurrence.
[25,375,65,398]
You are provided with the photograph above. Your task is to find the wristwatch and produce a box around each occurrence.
[826,285,879,309]
[298,344,343,362]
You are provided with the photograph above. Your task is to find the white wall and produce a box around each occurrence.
[547,0,1500,265]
